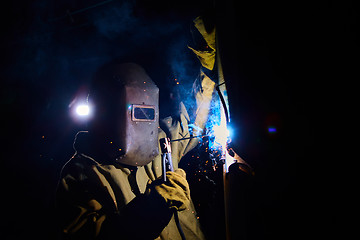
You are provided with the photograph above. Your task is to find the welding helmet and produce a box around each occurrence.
[89,62,159,166]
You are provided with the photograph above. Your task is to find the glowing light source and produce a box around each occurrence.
[76,104,90,116]
[212,124,230,147]
[227,125,234,139]
[268,126,277,133]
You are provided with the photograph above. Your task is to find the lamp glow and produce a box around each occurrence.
[76,104,90,116]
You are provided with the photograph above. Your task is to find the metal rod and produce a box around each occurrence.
[170,135,208,142]
[49,0,114,22]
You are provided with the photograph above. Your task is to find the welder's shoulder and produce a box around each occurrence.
[159,103,190,131]
[60,153,99,181]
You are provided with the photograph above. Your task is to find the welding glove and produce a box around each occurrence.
[147,169,190,211]
[188,15,216,71]
[101,169,190,239]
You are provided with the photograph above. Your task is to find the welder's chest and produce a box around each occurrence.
[96,164,150,206]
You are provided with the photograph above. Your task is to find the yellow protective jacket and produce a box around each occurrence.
[56,73,215,240]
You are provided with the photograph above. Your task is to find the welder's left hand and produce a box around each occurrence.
[147,169,191,211]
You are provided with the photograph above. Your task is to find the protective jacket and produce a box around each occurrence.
[56,73,215,240]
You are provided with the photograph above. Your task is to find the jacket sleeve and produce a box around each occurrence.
[183,71,215,156]
[56,161,106,239]
[182,15,217,156]
[56,158,173,240]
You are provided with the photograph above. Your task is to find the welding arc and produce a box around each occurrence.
[170,135,208,142]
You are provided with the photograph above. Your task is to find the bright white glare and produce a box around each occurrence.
[227,126,234,139]
[76,104,90,116]
[213,124,229,147]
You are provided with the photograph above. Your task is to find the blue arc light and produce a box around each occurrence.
[268,126,277,133]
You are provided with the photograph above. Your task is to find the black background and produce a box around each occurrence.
[1,0,356,239]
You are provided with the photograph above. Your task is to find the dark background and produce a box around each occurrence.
[1,0,356,239]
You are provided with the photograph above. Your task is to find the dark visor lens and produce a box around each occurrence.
[132,105,155,121]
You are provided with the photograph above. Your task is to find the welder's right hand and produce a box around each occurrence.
[147,169,190,211]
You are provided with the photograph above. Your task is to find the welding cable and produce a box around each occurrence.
[215,82,230,123]
[166,154,186,240]
[161,172,186,240]
[161,150,186,240]
[174,211,186,240]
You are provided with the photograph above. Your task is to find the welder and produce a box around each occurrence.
[56,16,220,240]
